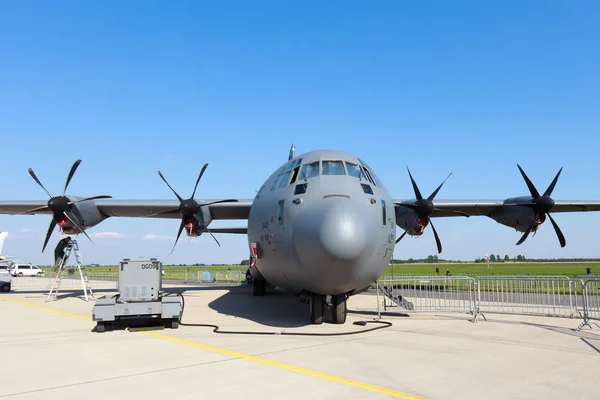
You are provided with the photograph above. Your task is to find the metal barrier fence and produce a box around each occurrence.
[377,275,599,327]
[377,276,480,320]
[578,280,600,330]
[477,276,580,318]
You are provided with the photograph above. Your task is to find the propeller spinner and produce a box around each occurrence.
[394,167,469,253]
[510,164,565,247]
[156,163,238,253]
[19,159,112,252]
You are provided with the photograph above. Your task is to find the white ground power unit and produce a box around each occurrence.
[92,258,182,333]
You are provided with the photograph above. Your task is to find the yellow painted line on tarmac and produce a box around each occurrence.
[0,296,427,400]
[0,296,93,321]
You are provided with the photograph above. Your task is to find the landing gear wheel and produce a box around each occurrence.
[310,293,324,325]
[253,279,266,296]
[331,294,347,324]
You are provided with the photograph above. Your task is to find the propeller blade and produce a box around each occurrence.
[191,163,209,199]
[199,199,240,207]
[15,205,50,215]
[158,171,184,202]
[427,172,452,201]
[516,217,537,246]
[395,228,409,244]
[517,164,540,199]
[41,218,58,253]
[62,159,82,196]
[543,167,563,198]
[547,213,566,248]
[68,195,113,205]
[64,211,93,244]
[171,219,186,254]
[28,168,54,198]
[206,228,221,247]
[406,167,423,200]
[429,218,443,254]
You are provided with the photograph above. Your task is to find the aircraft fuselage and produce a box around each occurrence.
[247,149,396,297]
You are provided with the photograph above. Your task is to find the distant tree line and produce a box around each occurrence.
[392,255,600,264]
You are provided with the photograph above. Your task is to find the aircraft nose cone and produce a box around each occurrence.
[294,197,367,263]
[319,199,366,261]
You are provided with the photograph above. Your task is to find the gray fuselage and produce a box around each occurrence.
[247,150,396,297]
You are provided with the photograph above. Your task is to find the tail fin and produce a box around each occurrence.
[0,232,7,256]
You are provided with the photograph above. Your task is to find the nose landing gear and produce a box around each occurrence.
[309,292,347,325]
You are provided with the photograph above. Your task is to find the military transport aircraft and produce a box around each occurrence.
[1,146,600,324]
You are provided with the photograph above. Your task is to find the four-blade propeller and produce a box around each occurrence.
[394,167,469,254]
[510,164,565,247]
[19,159,113,252]
[156,163,239,254]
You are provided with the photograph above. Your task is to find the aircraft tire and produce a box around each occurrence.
[253,280,266,296]
[310,294,324,325]
[331,294,347,324]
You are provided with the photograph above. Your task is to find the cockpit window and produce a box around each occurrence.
[322,161,345,175]
[271,174,283,191]
[278,171,292,188]
[298,162,319,180]
[345,162,367,179]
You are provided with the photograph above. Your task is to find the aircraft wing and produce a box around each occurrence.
[0,199,254,220]
[393,199,600,218]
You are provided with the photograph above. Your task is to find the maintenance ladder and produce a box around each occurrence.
[47,240,94,302]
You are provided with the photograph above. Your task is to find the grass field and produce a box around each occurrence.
[44,262,600,280]
[380,262,599,279]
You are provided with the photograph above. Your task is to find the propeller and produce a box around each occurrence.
[18,159,113,252]
[510,164,565,247]
[156,163,239,253]
[394,167,469,253]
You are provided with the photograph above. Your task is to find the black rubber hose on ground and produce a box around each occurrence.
[164,292,393,336]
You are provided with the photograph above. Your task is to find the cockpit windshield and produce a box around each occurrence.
[322,161,345,175]
[345,162,367,179]
[298,162,319,180]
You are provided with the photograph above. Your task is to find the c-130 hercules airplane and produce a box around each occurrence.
[1,145,600,324]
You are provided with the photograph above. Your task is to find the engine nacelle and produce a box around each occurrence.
[394,207,429,236]
[59,196,107,234]
[488,204,545,233]
[183,206,213,237]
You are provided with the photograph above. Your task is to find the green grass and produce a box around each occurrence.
[42,262,600,281]
[380,262,599,279]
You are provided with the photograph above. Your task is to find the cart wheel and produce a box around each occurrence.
[169,320,179,329]
[96,323,106,333]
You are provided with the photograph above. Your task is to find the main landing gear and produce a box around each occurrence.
[310,293,347,325]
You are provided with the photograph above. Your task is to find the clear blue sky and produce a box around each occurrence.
[1,1,599,265]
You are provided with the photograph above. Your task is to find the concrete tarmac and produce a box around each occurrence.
[1,283,599,400]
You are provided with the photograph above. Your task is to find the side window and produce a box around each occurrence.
[294,183,307,195]
[277,200,285,225]
[322,161,346,175]
[271,174,283,191]
[381,199,387,225]
[290,166,300,184]
[361,184,373,194]
[279,171,292,188]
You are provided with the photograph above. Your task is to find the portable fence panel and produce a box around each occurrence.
[377,276,479,317]
[582,280,600,325]
[471,276,578,318]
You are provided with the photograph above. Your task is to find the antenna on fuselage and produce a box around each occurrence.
[288,143,296,161]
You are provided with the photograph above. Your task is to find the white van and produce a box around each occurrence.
[9,263,44,277]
